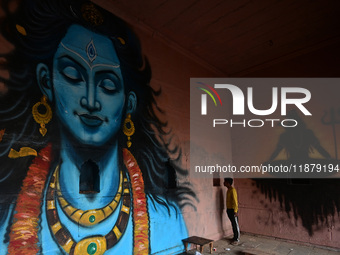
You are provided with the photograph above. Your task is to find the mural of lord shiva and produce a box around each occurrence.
[0,0,194,254]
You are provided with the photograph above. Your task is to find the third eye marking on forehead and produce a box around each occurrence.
[60,42,120,70]
[87,39,97,63]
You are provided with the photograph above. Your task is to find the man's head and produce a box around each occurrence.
[224,177,233,188]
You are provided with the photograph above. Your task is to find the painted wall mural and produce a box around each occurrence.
[0,0,195,254]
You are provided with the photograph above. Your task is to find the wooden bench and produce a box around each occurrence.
[182,236,214,254]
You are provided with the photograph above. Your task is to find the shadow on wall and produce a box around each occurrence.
[255,110,340,235]
[254,178,340,236]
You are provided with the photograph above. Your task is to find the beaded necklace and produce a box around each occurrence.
[56,167,124,227]
[46,165,131,254]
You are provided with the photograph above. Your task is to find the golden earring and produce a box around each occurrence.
[32,95,52,136]
[123,113,135,148]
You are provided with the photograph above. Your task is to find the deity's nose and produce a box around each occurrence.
[80,85,101,112]
[80,97,101,112]
[80,75,102,112]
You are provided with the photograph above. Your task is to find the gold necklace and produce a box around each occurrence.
[46,166,131,255]
[55,165,123,226]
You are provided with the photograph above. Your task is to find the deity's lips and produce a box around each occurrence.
[77,113,104,127]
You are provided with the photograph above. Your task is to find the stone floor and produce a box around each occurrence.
[177,233,340,255]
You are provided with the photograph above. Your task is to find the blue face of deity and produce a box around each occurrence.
[51,24,127,146]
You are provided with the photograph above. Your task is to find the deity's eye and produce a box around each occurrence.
[61,66,83,83]
[98,78,118,94]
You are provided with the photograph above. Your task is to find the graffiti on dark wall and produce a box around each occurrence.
[257,110,340,235]
[0,0,194,254]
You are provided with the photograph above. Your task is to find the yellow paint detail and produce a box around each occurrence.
[62,238,75,253]
[79,210,103,226]
[117,37,126,45]
[121,205,130,214]
[113,226,122,239]
[114,193,121,203]
[47,200,56,210]
[15,24,27,36]
[58,195,68,208]
[102,206,114,217]
[73,236,107,255]
[51,222,62,234]
[64,206,79,217]
[8,147,37,158]
[49,182,55,189]
[71,210,84,222]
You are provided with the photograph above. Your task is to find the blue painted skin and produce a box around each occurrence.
[0,24,188,254]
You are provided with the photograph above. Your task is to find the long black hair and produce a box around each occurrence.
[0,0,195,219]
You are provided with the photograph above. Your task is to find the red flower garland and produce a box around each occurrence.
[123,148,150,255]
[8,143,53,254]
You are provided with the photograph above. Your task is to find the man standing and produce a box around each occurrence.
[224,178,240,245]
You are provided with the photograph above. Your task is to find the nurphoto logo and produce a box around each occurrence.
[198,82,312,128]
[200,83,311,116]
